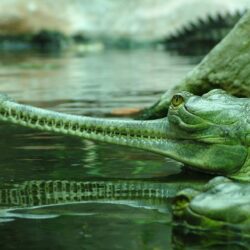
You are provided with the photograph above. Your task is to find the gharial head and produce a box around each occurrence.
[165,89,250,179]
[0,89,249,180]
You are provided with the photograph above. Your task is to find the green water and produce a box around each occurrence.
[0,50,244,250]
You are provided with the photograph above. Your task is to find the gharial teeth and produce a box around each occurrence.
[0,111,161,140]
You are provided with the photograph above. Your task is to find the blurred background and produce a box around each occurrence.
[0,0,249,51]
[0,1,249,250]
[0,0,249,105]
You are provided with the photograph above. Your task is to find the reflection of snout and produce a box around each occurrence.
[172,188,200,217]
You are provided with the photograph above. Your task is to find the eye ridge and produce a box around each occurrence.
[171,94,184,107]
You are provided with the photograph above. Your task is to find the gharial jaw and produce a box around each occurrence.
[0,94,169,152]
[0,92,248,178]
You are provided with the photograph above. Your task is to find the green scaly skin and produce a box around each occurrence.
[0,89,249,180]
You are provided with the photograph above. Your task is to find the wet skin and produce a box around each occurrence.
[1,89,250,236]
[0,89,249,180]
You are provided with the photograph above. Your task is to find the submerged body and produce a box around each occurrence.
[0,89,249,179]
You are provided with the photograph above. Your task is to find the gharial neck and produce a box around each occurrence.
[0,96,169,154]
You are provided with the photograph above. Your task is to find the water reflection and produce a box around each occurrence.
[0,123,183,181]
[0,179,249,250]
[0,178,179,250]
[0,49,209,249]
[0,214,171,250]
[0,50,195,113]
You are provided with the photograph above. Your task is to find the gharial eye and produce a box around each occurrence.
[171,94,184,107]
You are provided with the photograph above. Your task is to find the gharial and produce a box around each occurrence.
[0,8,250,245]
[0,88,249,180]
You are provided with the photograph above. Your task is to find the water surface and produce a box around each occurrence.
[0,49,234,250]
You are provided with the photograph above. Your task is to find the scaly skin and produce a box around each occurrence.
[0,89,249,179]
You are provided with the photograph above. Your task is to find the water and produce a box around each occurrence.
[0,49,234,249]
[0,49,196,181]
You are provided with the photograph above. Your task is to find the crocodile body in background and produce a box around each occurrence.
[163,10,245,55]
[141,10,250,120]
